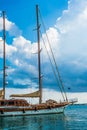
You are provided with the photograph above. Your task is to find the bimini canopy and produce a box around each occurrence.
[10,90,40,98]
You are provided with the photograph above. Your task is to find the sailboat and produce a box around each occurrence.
[0,5,77,117]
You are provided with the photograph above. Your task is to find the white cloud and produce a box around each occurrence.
[7,68,15,75]
[41,27,60,61]
[12,36,33,58]
[0,17,21,36]
[54,0,87,70]
[0,0,87,69]
[0,40,17,58]
[6,44,17,57]
[13,78,32,86]
[1,0,87,92]
[9,36,38,76]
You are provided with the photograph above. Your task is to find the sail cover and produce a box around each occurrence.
[0,89,4,99]
[10,90,40,98]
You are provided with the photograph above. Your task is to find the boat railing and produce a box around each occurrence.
[0,105,33,109]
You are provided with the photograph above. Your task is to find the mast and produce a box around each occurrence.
[2,11,6,99]
[36,5,42,104]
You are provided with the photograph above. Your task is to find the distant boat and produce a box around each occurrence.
[0,5,77,117]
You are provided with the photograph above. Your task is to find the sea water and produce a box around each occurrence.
[0,104,87,130]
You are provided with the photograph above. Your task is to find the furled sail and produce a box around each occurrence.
[0,89,4,99]
[10,90,40,98]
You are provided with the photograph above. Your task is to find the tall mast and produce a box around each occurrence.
[36,5,42,104]
[2,11,6,99]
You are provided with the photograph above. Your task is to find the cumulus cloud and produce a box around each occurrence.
[1,0,87,94]
[0,39,17,58]
[12,36,32,58]
[0,17,21,36]
[41,27,60,61]
[55,0,87,69]
[41,0,87,90]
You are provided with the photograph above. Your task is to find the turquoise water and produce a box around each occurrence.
[0,105,87,130]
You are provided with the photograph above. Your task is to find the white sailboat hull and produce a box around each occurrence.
[0,106,65,117]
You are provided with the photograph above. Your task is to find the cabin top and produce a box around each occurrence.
[0,99,29,106]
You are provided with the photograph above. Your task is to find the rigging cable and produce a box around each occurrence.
[39,9,68,101]
[40,30,66,101]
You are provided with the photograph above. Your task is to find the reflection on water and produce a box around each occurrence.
[0,105,87,130]
[0,114,67,130]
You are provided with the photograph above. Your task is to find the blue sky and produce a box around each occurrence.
[0,0,68,41]
[0,0,87,94]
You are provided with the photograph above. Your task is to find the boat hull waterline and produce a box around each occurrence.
[0,106,65,117]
